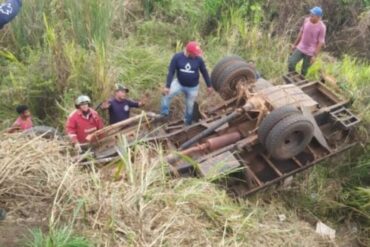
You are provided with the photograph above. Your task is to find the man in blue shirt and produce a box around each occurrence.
[160,41,212,125]
[0,0,22,29]
[102,84,145,125]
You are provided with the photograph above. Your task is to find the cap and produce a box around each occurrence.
[115,83,129,93]
[310,6,323,17]
[185,41,203,57]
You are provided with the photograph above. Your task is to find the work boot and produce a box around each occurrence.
[0,208,6,220]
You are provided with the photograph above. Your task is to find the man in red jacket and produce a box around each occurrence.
[65,95,104,151]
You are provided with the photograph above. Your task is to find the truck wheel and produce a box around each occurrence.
[265,114,314,160]
[211,56,244,91]
[215,60,257,100]
[23,126,61,139]
[258,106,301,146]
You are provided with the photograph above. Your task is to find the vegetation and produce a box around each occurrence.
[26,227,91,247]
[0,135,333,246]
[0,0,368,246]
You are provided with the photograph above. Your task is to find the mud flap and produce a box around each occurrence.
[301,107,331,152]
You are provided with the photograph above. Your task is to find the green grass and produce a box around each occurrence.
[25,227,91,247]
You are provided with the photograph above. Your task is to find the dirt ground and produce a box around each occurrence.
[0,216,48,247]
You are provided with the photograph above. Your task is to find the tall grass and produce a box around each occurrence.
[308,55,370,122]
[0,135,331,246]
[6,0,50,49]
[64,0,113,48]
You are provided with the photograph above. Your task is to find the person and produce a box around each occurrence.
[288,6,326,76]
[160,41,212,125]
[101,83,145,125]
[7,104,33,133]
[65,95,104,151]
[0,0,22,29]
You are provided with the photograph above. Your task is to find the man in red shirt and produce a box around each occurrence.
[65,95,104,151]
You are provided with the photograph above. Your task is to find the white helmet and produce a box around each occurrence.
[75,95,91,106]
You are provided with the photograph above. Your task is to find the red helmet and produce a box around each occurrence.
[185,41,203,57]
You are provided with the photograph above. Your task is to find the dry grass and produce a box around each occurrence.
[0,134,337,246]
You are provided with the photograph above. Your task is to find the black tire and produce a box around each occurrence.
[211,56,245,91]
[23,126,61,139]
[215,60,257,100]
[258,106,301,146]
[265,114,314,160]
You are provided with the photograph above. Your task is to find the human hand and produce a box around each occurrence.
[101,100,110,109]
[162,87,170,96]
[207,87,213,95]
[291,44,296,53]
[310,56,316,64]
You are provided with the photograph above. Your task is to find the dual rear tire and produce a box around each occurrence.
[211,56,257,100]
[258,106,314,160]
[212,57,314,160]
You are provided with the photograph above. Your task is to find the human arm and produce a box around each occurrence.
[0,0,23,29]
[7,120,21,133]
[292,31,303,49]
[100,100,111,110]
[128,100,142,108]
[311,25,326,64]
[65,116,78,144]
[292,19,306,51]
[199,58,212,93]
[163,54,177,94]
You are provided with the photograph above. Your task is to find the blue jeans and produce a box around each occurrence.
[160,79,199,125]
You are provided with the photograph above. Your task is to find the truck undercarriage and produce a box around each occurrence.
[84,57,360,197]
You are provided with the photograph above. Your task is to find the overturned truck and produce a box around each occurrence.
[86,56,360,197]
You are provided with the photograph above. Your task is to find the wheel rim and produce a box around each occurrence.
[279,130,305,155]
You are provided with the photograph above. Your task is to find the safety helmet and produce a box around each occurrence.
[75,95,91,106]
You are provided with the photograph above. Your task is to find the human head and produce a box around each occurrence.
[75,95,91,112]
[309,6,323,23]
[185,41,203,58]
[114,83,129,100]
[16,105,31,118]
